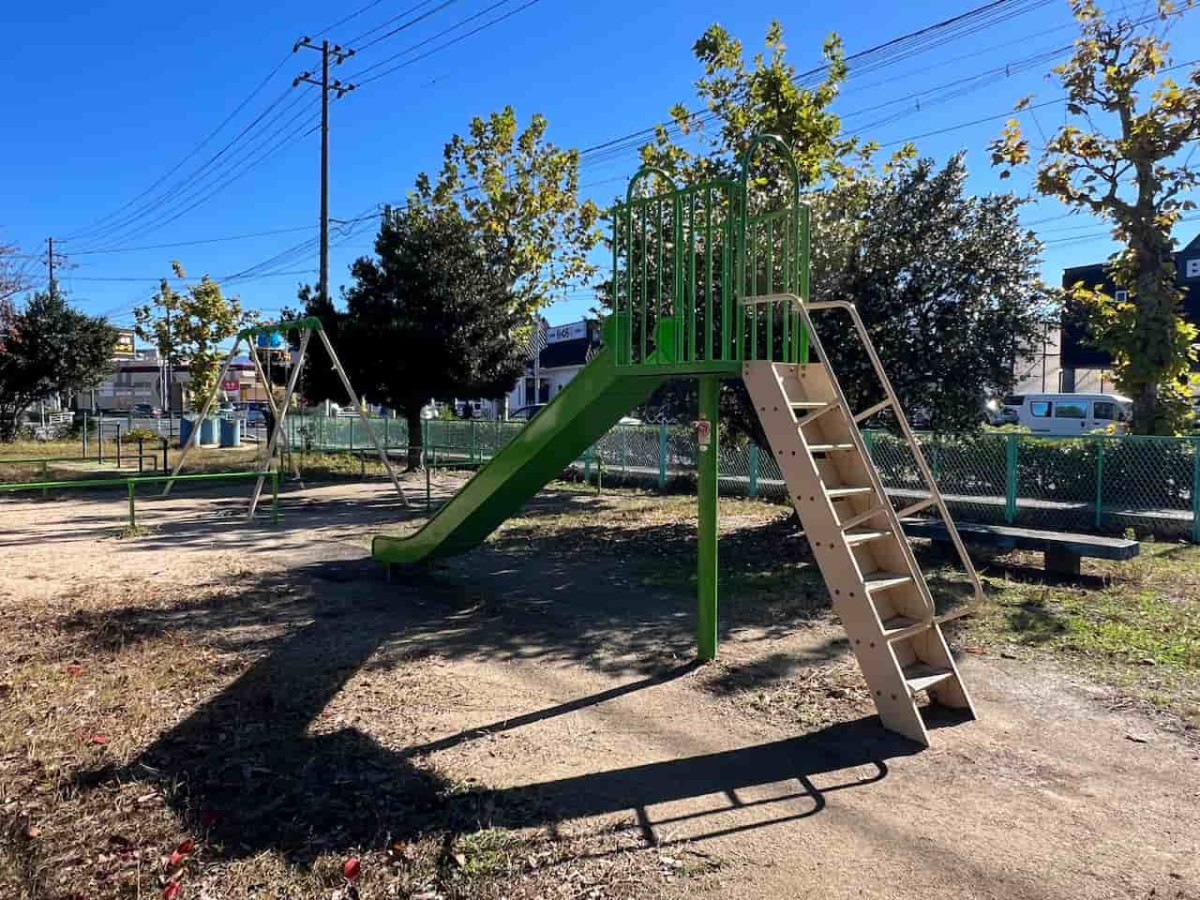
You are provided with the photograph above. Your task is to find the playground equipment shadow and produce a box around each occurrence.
[65,557,929,866]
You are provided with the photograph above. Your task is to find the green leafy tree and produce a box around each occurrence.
[990,0,1200,434]
[0,290,118,441]
[638,21,866,191]
[341,207,525,468]
[414,106,601,322]
[814,155,1053,432]
[630,22,1047,434]
[134,262,255,414]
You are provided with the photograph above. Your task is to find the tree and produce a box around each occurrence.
[990,0,1200,434]
[341,207,525,468]
[814,155,1052,432]
[0,291,118,441]
[134,262,255,413]
[414,106,601,321]
[1,240,32,307]
[638,21,861,190]
[627,21,1048,434]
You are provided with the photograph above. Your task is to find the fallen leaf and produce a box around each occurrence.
[25,825,42,840]
[343,857,361,882]
[1125,732,1152,744]
[452,852,467,868]
[65,663,84,677]
[169,839,195,866]
[90,734,108,745]
[162,882,181,900]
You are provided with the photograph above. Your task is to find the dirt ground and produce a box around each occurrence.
[1,476,1197,900]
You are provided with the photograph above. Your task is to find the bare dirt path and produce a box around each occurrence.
[0,480,1196,899]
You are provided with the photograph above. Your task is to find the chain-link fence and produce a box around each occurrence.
[289,413,1200,543]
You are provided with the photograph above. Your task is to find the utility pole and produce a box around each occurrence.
[293,37,355,304]
[46,237,59,297]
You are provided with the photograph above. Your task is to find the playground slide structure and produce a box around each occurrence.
[372,135,988,746]
[371,343,669,565]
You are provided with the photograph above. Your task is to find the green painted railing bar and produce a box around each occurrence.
[658,424,668,489]
[696,376,720,661]
[1193,438,1200,545]
[1005,434,1018,524]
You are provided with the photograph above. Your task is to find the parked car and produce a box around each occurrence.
[132,403,162,418]
[1003,392,1131,435]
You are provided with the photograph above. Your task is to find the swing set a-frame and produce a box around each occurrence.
[164,316,411,515]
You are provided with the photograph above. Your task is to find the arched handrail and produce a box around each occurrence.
[625,165,679,203]
[737,133,800,211]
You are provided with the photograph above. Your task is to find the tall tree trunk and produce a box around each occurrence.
[405,406,424,470]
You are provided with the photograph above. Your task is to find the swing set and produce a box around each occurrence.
[163,316,411,516]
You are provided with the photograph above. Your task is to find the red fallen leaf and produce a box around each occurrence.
[169,839,195,866]
[65,663,84,676]
[162,882,181,900]
[90,734,108,745]
[343,857,361,882]
[25,825,42,840]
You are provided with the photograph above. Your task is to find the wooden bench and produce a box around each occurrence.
[899,518,1140,576]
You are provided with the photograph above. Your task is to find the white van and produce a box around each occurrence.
[1002,393,1132,436]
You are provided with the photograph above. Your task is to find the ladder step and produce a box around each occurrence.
[902,662,956,694]
[790,400,831,410]
[808,442,856,453]
[840,504,890,532]
[825,485,875,499]
[853,398,892,424]
[796,401,842,428]
[898,497,937,518]
[882,616,934,642]
[863,572,913,593]
[845,528,892,547]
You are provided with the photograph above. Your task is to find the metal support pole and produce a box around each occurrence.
[98,420,103,465]
[658,423,667,489]
[161,438,168,475]
[248,346,301,481]
[138,438,144,474]
[1005,433,1019,525]
[127,480,136,530]
[1192,438,1200,545]
[164,340,243,495]
[81,412,88,459]
[271,468,280,526]
[40,460,48,499]
[116,424,122,469]
[314,327,408,505]
[249,331,310,518]
[697,375,720,661]
[426,459,432,512]
[1095,436,1105,530]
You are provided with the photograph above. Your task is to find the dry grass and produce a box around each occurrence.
[1,482,1196,898]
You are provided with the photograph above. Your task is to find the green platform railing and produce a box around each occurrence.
[610,135,807,369]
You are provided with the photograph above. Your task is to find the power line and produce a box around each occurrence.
[64,225,318,256]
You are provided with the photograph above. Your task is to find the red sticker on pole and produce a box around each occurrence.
[696,418,712,450]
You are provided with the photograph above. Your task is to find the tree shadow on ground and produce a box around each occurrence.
[65,553,925,866]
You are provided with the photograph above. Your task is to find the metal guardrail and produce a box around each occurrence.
[0,470,280,529]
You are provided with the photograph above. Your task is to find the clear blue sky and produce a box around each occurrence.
[1,0,1197,332]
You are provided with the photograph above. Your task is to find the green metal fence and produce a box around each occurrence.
[289,414,1200,543]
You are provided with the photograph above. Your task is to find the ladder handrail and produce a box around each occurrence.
[742,293,986,605]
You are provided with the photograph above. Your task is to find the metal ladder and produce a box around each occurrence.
[742,294,984,746]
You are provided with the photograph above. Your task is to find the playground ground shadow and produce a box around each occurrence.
[68,557,930,866]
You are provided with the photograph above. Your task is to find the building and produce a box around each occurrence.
[506,319,601,411]
[1051,231,1200,393]
[78,352,271,413]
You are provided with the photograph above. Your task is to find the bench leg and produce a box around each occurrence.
[1045,547,1082,576]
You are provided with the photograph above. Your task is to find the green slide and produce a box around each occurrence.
[372,346,670,566]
